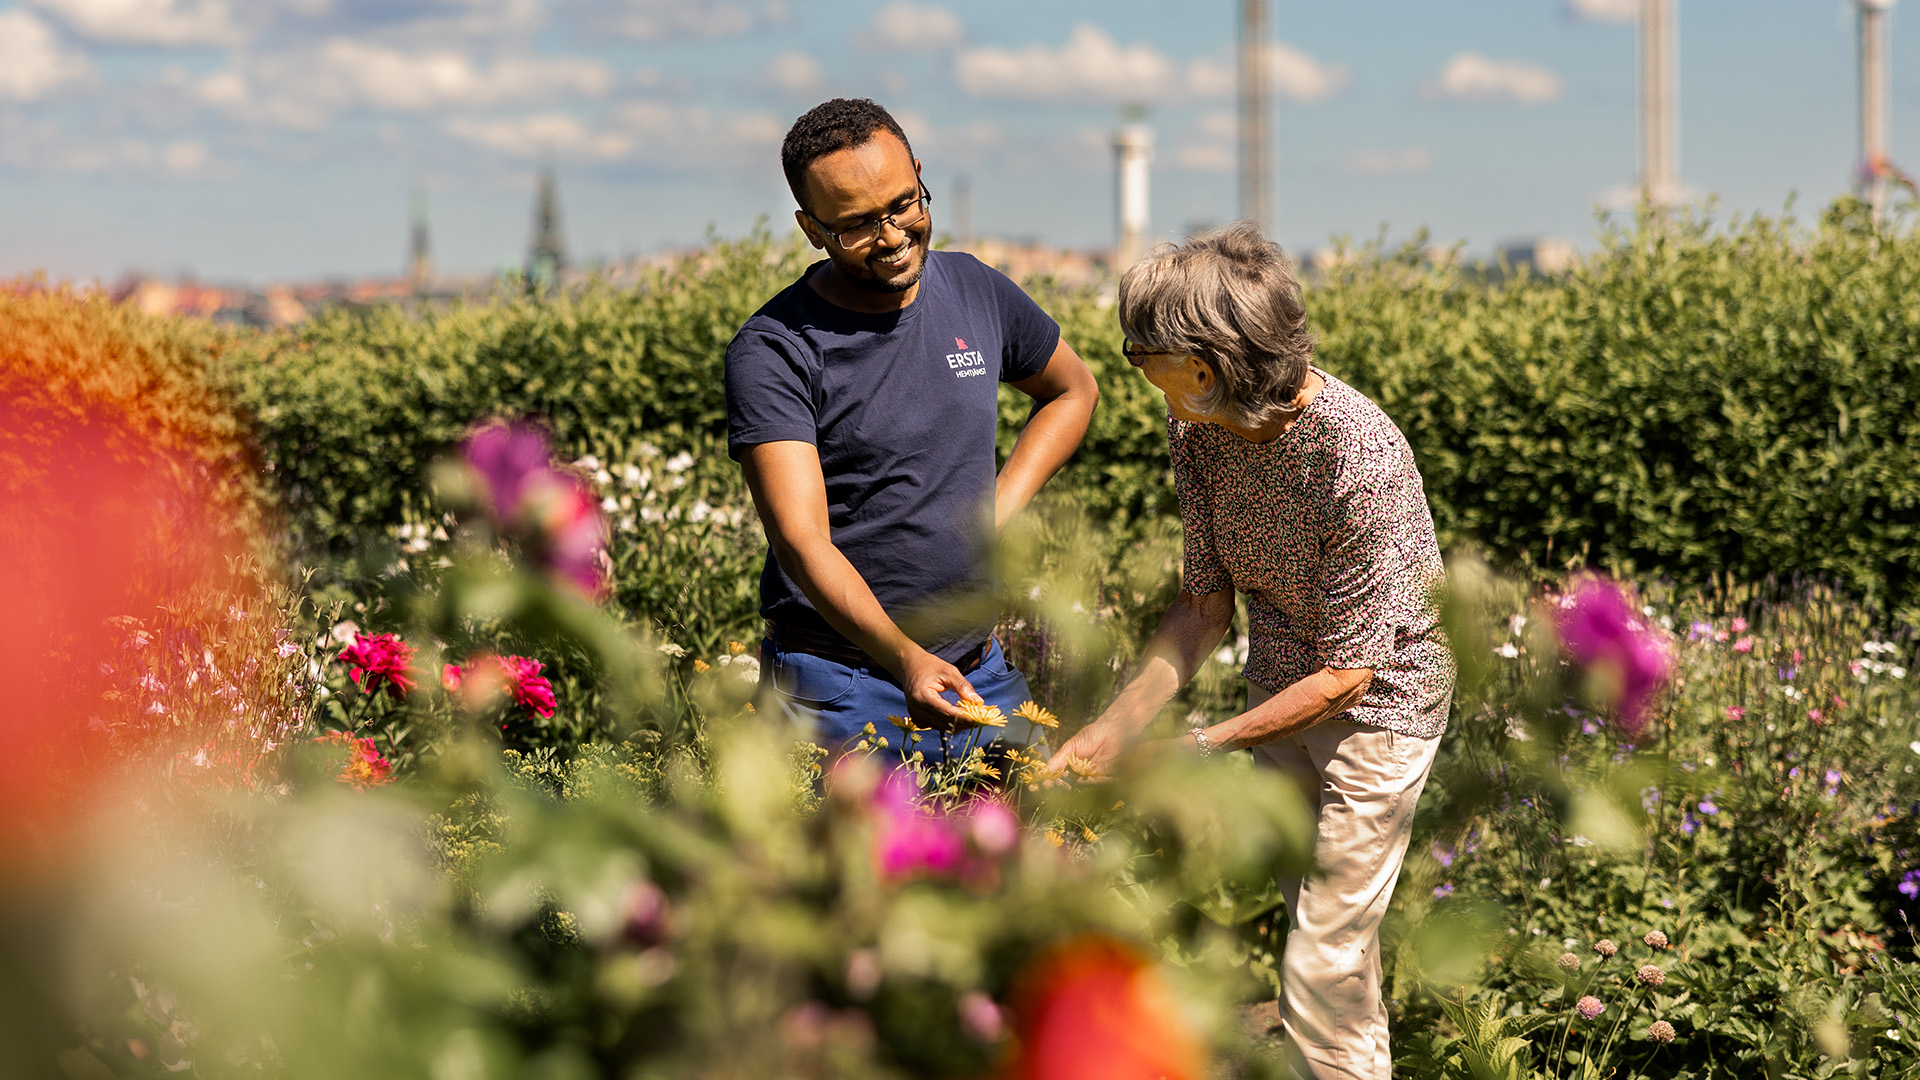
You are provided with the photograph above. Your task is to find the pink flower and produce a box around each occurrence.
[499,654,558,719]
[314,731,395,789]
[873,769,967,879]
[1807,708,1824,724]
[337,632,418,697]
[1556,577,1672,736]
[967,798,1021,856]
[441,663,464,692]
[1732,636,1754,654]
[1575,995,1605,1020]
[535,481,610,598]
[464,420,553,523]
[1725,705,1746,721]
[1730,617,1749,634]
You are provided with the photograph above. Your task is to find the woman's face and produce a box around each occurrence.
[1129,348,1220,424]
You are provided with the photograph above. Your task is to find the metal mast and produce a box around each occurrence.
[1637,0,1679,207]
[1238,0,1270,234]
[407,182,432,294]
[1859,0,1895,218]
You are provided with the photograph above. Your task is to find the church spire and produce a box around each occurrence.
[527,165,567,292]
[408,180,432,294]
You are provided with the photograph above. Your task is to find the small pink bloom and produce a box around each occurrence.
[1575,995,1605,1020]
[967,798,1021,856]
[958,990,1006,1042]
[441,663,464,692]
[1807,708,1824,723]
[872,768,967,880]
[1725,705,1746,721]
[498,655,558,718]
[1732,636,1754,654]
[1730,617,1749,633]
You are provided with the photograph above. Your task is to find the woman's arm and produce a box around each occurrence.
[1199,665,1372,751]
[1045,586,1235,773]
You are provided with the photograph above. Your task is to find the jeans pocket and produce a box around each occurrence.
[771,650,858,708]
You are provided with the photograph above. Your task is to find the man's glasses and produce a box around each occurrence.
[810,186,932,251]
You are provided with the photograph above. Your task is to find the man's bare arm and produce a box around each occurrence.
[741,440,977,728]
[996,338,1098,530]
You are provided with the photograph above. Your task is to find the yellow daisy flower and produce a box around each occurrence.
[692,659,711,673]
[1013,700,1059,729]
[956,699,1008,727]
[1063,754,1106,779]
[727,640,748,656]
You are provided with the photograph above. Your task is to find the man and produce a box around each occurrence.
[726,98,1097,764]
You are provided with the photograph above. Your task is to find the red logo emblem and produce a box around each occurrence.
[955,337,968,349]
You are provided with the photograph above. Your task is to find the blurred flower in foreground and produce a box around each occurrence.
[862,767,1022,883]
[443,654,559,720]
[461,420,609,598]
[314,731,394,789]
[337,632,418,697]
[1555,577,1672,735]
[998,934,1205,1080]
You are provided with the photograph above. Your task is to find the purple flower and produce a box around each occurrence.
[1680,812,1697,836]
[1698,798,1719,816]
[1431,842,1455,868]
[463,420,553,522]
[1557,577,1673,736]
[1899,870,1920,899]
[1687,621,1713,643]
[1433,883,1454,900]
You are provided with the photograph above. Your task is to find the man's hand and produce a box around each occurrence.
[898,647,981,731]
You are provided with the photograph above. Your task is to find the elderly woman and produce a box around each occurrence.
[1048,223,1454,1079]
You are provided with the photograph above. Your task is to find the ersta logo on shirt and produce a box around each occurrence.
[946,335,987,378]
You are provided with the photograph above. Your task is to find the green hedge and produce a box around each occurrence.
[225,203,1920,619]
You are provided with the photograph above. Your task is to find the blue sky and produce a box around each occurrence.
[2,0,1915,284]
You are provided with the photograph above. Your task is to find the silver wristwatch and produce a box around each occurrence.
[1188,726,1214,758]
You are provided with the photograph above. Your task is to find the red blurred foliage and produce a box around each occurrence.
[998,935,1206,1080]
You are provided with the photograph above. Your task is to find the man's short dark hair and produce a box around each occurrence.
[781,98,916,212]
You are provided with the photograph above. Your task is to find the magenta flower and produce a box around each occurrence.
[337,632,418,697]
[1557,577,1672,736]
[1730,617,1749,633]
[1575,995,1605,1020]
[1725,705,1746,721]
[464,420,553,523]
[499,655,559,719]
[872,769,966,879]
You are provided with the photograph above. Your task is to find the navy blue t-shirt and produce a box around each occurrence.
[725,250,1061,663]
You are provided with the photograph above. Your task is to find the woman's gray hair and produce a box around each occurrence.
[1117,221,1315,429]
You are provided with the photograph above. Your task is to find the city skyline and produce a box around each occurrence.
[2,0,1915,286]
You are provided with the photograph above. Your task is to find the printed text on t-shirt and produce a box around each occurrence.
[946,347,987,377]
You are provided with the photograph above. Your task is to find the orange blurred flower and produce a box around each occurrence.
[998,935,1206,1080]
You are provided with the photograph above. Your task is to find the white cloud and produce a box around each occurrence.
[860,2,963,52]
[1173,143,1233,172]
[26,0,240,47]
[445,112,633,162]
[0,115,216,176]
[955,23,1174,103]
[194,41,615,126]
[0,10,93,100]
[611,0,754,40]
[1422,52,1563,105]
[1196,110,1235,139]
[1342,147,1432,176]
[1566,0,1637,24]
[1185,42,1350,103]
[764,51,823,95]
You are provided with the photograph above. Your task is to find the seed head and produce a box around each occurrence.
[1648,1020,1676,1043]
[1636,964,1665,987]
[1575,995,1605,1020]
[1557,952,1581,972]
[1643,930,1669,949]
[1593,939,1618,958]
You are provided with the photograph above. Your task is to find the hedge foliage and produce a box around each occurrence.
[223,202,1920,619]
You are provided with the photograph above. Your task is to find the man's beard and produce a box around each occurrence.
[836,231,926,294]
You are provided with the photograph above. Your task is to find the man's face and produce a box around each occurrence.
[797,131,930,295]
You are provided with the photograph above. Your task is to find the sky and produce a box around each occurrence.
[2,0,1916,285]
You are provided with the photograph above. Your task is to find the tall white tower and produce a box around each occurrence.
[1859,0,1896,218]
[1114,122,1154,268]
[1638,0,1679,206]
[1238,0,1271,234]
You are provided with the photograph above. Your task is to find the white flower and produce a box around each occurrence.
[690,499,712,523]
[1496,642,1520,659]
[637,441,660,458]
[618,515,637,533]
[640,506,663,523]
[575,454,602,470]
[1214,646,1236,665]
[601,496,620,513]
[593,468,613,486]
[664,451,694,474]
[622,463,646,488]
[1893,666,1908,679]
[731,655,760,683]
[1505,716,1532,742]
[1569,834,1594,848]
[1508,614,1528,636]
[1782,686,1803,701]
[330,620,362,644]
[656,642,688,658]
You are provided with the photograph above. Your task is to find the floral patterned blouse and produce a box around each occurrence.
[1168,369,1455,738]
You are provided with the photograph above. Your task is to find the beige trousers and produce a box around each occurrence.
[1247,684,1441,1080]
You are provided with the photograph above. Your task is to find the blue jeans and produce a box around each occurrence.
[760,636,1044,766]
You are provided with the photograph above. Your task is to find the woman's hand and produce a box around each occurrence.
[1044,720,1129,779]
